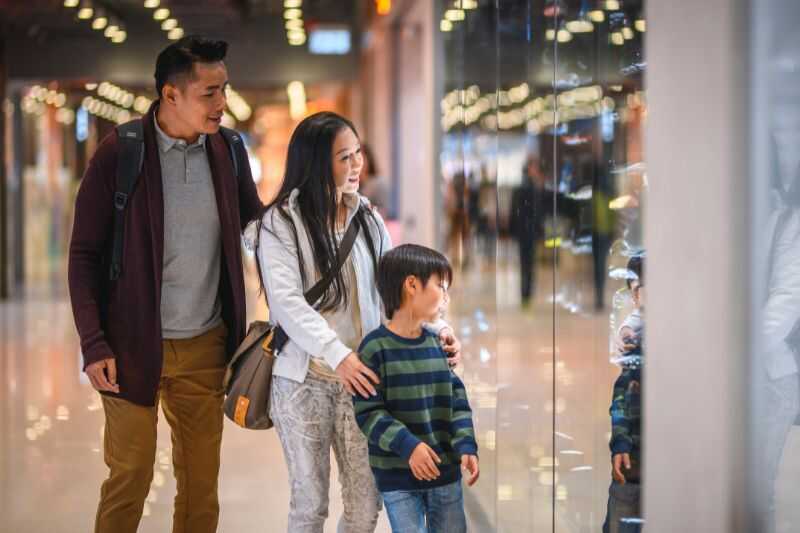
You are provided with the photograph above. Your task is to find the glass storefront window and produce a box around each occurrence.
[438,0,646,529]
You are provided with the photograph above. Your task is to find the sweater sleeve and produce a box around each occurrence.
[450,372,478,457]
[67,133,118,370]
[353,344,421,460]
[609,368,634,455]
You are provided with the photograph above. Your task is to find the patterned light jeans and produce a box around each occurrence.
[270,373,381,533]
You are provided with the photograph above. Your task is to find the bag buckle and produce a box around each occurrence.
[114,192,128,210]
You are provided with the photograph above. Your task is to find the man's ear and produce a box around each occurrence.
[162,83,179,105]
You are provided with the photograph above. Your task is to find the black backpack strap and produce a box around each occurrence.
[109,119,145,281]
[219,126,247,180]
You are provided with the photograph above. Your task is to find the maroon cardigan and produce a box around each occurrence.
[68,104,263,406]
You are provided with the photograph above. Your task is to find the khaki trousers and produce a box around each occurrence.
[94,323,227,533]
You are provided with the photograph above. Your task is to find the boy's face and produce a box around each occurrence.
[631,279,645,309]
[406,273,449,323]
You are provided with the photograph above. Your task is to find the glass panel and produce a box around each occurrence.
[553,0,646,531]
[751,1,800,531]
[439,1,502,529]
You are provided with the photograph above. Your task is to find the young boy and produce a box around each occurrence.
[604,255,645,533]
[353,244,479,533]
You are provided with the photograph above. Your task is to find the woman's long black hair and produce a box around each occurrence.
[255,111,382,313]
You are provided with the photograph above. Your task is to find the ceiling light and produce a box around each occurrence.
[284,8,302,19]
[287,29,306,40]
[144,0,159,7]
[440,20,453,32]
[566,19,593,33]
[288,34,306,46]
[610,31,624,45]
[546,29,556,41]
[460,0,478,8]
[605,0,620,10]
[557,28,573,42]
[168,27,184,40]
[85,82,98,90]
[153,8,169,20]
[588,10,605,22]
[635,19,646,32]
[104,24,118,38]
[112,30,127,43]
[285,19,304,31]
[284,0,302,7]
[161,18,178,31]
[92,16,108,30]
[622,27,634,39]
[64,0,79,7]
[77,6,94,20]
[444,9,465,22]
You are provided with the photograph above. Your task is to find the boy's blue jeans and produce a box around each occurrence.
[381,481,467,533]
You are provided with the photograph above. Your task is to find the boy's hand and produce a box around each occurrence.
[461,455,480,486]
[439,328,462,367]
[409,443,441,481]
[612,453,631,485]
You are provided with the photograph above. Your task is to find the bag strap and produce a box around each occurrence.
[270,215,362,354]
[110,119,145,281]
[304,216,361,306]
[218,126,247,180]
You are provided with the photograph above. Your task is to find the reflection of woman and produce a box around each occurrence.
[760,159,800,532]
[358,143,390,219]
[256,112,461,532]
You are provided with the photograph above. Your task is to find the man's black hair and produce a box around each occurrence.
[154,36,228,98]
[378,244,453,320]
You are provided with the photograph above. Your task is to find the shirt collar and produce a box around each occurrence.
[153,112,206,153]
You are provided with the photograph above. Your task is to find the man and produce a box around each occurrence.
[68,36,262,533]
[510,156,548,307]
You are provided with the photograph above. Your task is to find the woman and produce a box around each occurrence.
[256,112,461,533]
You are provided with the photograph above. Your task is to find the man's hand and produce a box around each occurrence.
[461,455,480,486]
[409,443,442,481]
[337,352,380,398]
[439,328,462,368]
[86,357,120,393]
[612,453,631,485]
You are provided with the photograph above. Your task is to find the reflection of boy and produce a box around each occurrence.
[604,255,644,533]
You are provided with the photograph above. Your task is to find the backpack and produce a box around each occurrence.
[109,119,248,281]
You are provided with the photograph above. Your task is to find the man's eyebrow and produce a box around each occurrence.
[204,81,229,91]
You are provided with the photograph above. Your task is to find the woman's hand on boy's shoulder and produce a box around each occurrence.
[439,328,462,367]
[337,352,380,399]
[461,454,480,486]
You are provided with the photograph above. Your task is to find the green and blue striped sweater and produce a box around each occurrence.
[353,325,478,492]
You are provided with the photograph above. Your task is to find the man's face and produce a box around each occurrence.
[163,61,228,136]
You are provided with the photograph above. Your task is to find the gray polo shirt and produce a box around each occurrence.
[154,116,223,339]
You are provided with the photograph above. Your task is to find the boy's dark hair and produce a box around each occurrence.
[378,244,453,320]
[154,36,228,99]
[626,255,644,289]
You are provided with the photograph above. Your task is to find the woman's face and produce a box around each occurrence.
[331,127,363,196]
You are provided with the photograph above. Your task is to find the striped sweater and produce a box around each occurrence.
[353,325,478,492]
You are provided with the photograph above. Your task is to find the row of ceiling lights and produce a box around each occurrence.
[440,0,478,33]
[143,0,185,41]
[63,0,127,43]
[22,85,76,125]
[284,0,307,46]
